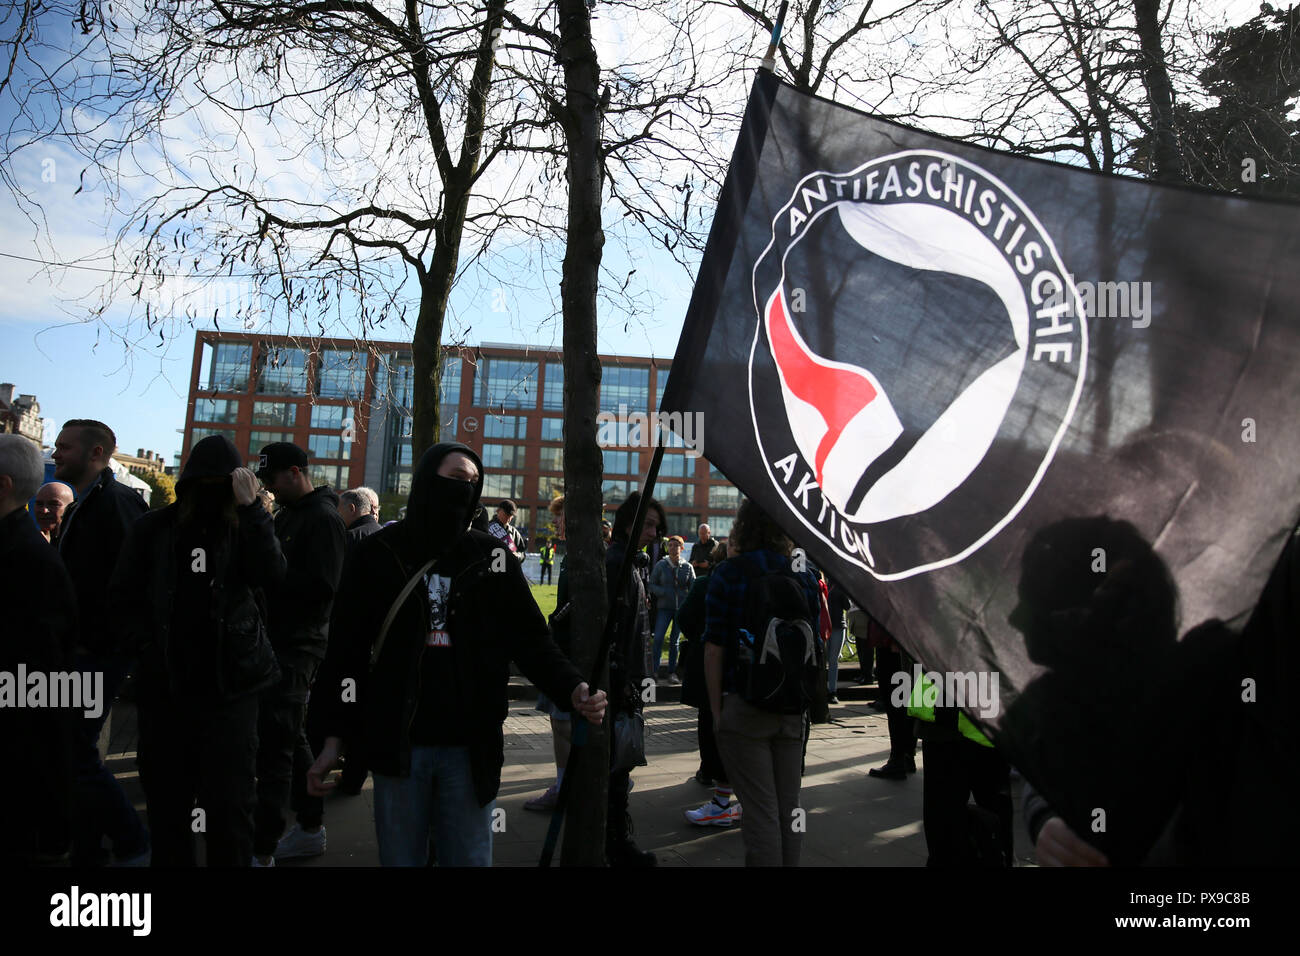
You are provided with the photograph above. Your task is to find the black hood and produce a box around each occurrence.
[178,435,242,488]
[401,442,485,560]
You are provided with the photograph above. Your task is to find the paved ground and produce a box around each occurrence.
[101,671,1036,867]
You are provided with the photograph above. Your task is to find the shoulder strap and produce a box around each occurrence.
[369,558,436,670]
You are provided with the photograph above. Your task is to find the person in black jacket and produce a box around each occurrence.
[604,491,665,866]
[306,442,605,866]
[0,435,78,865]
[110,435,285,866]
[51,418,150,866]
[253,442,347,865]
[338,487,381,550]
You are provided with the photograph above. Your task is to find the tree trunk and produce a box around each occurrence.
[409,0,506,460]
[1133,0,1185,182]
[556,0,609,866]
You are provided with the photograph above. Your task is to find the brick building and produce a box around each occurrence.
[183,331,741,541]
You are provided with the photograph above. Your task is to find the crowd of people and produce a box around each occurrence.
[2,419,1292,868]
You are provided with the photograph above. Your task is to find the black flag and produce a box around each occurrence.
[661,70,1300,864]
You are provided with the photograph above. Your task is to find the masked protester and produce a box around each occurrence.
[110,435,285,866]
[306,443,605,866]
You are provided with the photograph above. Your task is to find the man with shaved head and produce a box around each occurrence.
[32,481,75,544]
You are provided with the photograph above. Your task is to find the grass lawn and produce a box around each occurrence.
[530,583,558,619]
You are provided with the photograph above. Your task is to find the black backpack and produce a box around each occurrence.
[734,556,822,715]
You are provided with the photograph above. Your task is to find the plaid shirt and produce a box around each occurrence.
[704,549,821,694]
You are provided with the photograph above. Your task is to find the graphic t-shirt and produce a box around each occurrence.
[409,571,467,745]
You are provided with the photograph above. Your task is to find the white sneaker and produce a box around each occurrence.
[684,799,741,827]
[273,823,326,861]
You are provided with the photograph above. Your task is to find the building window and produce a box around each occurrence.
[376,353,414,410]
[477,358,539,409]
[603,449,632,475]
[599,366,649,414]
[708,484,742,512]
[484,414,526,439]
[601,478,634,504]
[189,426,236,451]
[543,362,564,411]
[538,475,564,499]
[708,460,724,480]
[657,481,692,508]
[481,443,525,472]
[194,397,239,424]
[483,473,524,501]
[538,446,564,473]
[257,347,308,395]
[659,452,690,478]
[251,401,296,427]
[249,430,295,457]
[539,416,563,442]
[654,371,668,411]
[203,343,253,393]
[441,355,461,408]
[308,463,343,488]
[310,404,347,430]
[672,513,702,539]
[308,433,349,461]
[708,515,735,537]
[316,349,367,400]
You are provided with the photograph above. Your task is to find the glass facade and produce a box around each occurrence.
[309,463,344,488]
[252,401,296,427]
[602,449,632,475]
[190,425,236,450]
[195,397,240,424]
[543,362,564,411]
[539,417,563,441]
[249,430,295,456]
[538,447,564,473]
[708,484,742,512]
[483,473,524,500]
[659,452,690,478]
[484,414,527,439]
[601,478,635,503]
[537,474,564,499]
[477,358,539,409]
[317,349,367,400]
[207,343,253,393]
[308,432,351,461]
[481,443,525,472]
[311,404,347,430]
[599,366,649,414]
[708,515,735,537]
[657,481,692,507]
[257,347,308,394]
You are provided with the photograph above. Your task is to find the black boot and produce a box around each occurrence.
[606,812,656,867]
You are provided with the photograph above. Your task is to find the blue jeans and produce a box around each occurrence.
[827,627,846,696]
[651,607,680,675]
[372,745,494,866]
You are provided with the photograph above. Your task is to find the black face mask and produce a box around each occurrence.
[406,475,476,559]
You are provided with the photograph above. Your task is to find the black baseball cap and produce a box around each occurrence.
[256,442,309,482]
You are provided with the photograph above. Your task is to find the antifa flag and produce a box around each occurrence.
[660,70,1300,864]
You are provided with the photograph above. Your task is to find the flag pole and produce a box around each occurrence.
[761,0,790,72]
[539,429,667,866]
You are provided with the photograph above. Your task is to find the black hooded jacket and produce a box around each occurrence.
[110,435,285,703]
[57,466,147,656]
[310,442,585,806]
[345,514,381,551]
[265,484,347,658]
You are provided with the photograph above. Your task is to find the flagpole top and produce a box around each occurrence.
[761,0,789,74]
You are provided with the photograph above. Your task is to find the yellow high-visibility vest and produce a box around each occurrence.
[906,668,993,748]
